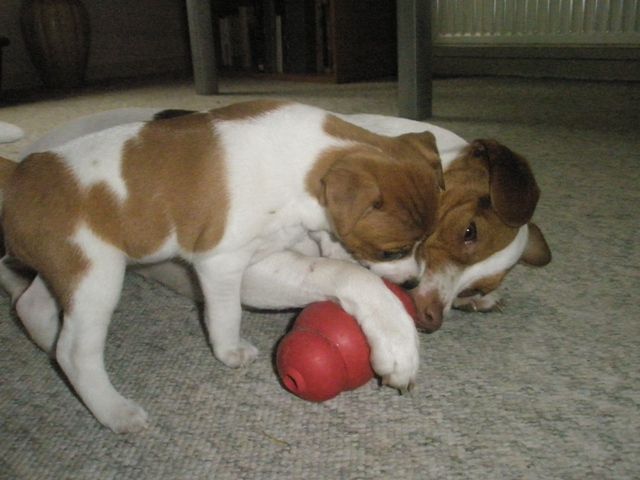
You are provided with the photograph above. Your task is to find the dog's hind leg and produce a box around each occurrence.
[55,231,148,433]
[14,275,61,355]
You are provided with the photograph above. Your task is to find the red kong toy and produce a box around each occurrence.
[276,280,418,402]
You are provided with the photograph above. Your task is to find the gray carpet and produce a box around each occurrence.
[1,76,639,479]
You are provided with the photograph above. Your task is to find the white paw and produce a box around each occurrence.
[368,323,420,392]
[215,338,259,368]
[100,397,149,434]
[340,277,420,392]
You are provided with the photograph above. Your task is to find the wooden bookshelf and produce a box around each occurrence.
[212,0,397,83]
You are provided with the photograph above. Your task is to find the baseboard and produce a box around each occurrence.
[86,56,191,83]
[1,56,191,93]
[433,46,640,81]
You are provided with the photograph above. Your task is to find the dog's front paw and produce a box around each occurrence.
[367,321,420,393]
[215,338,259,368]
[99,397,149,434]
[453,291,504,313]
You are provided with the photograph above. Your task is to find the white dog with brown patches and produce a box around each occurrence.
[0,100,444,433]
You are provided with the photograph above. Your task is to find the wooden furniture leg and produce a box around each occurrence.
[397,0,432,119]
[186,0,218,94]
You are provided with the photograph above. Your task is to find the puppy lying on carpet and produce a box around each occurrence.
[26,108,549,332]
[0,101,444,433]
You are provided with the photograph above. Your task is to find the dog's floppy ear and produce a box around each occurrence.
[520,222,552,267]
[319,162,381,237]
[472,139,540,227]
[399,131,445,190]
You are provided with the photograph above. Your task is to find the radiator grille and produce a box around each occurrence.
[435,0,640,44]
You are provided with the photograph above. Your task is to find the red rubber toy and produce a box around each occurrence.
[276,280,418,402]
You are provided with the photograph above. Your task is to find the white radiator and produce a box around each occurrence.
[435,0,640,45]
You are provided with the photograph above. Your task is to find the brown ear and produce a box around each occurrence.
[472,139,540,227]
[520,222,552,267]
[320,164,381,237]
[398,131,445,190]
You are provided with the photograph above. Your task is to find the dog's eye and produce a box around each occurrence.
[381,248,411,261]
[464,222,477,243]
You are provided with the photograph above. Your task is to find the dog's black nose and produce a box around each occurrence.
[401,277,420,290]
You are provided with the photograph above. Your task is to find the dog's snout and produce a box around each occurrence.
[416,301,444,333]
[401,277,420,290]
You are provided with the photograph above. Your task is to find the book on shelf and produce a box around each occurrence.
[282,0,316,74]
[213,0,396,82]
[216,0,325,76]
[218,6,257,71]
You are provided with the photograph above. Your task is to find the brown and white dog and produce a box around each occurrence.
[0,101,444,432]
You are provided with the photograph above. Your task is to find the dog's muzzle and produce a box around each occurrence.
[415,300,444,333]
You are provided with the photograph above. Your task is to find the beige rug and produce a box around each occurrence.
[1,75,639,479]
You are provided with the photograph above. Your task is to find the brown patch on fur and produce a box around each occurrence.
[0,156,17,191]
[423,149,519,272]
[459,271,509,298]
[0,156,18,258]
[322,115,444,189]
[90,111,229,255]
[521,222,551,266]
[306,115,443,263]
[2,153,89,310]
[318,154,383,237]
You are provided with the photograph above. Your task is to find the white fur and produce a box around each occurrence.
[53,124,143,202]
[15,275,59,353]
[364,242,425,285]
[60,225,145,432]
[211,106,347,254]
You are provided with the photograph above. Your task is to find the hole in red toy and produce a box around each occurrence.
[282,369,304,394]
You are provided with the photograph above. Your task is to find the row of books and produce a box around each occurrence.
[216,0,330,75]
[218,6,259,70]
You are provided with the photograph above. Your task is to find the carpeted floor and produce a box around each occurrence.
[1,76,639,479]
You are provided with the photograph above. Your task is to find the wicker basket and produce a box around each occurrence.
[20,0,90,88]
